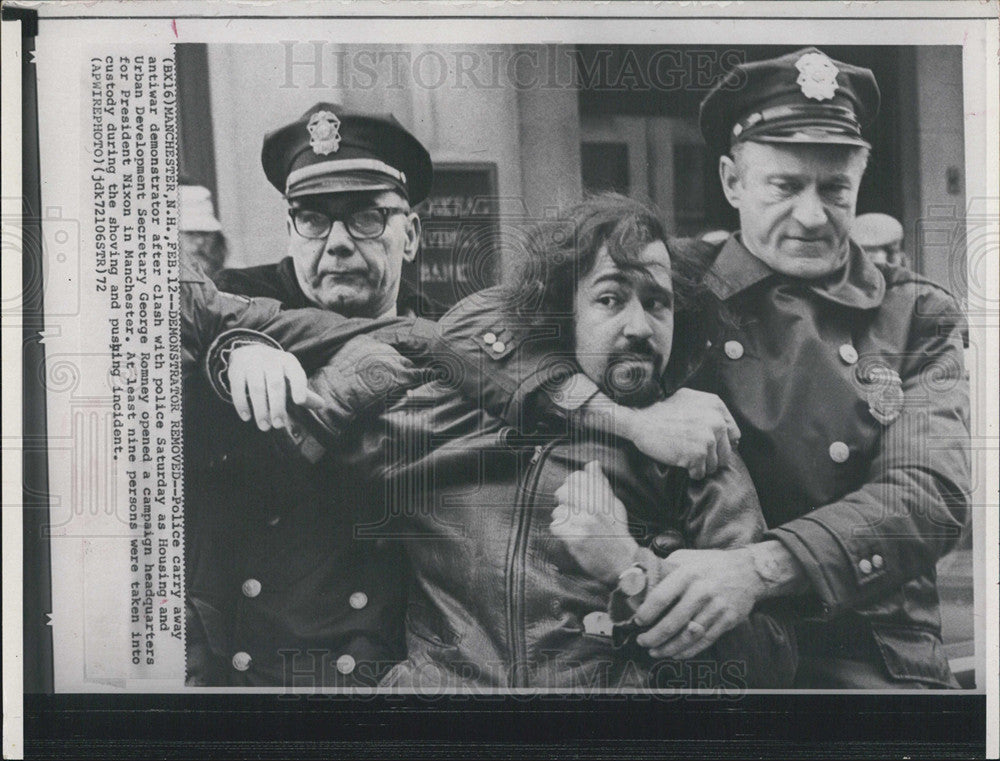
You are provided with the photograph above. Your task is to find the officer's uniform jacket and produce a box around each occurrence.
[682,235,970,686]
[312,291,798,690]
[183,260,434,686]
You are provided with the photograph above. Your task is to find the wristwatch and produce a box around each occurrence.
[609,547,661,627]
[617,564,649,598]
[608,550,660,650]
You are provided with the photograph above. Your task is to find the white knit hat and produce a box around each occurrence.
[179,185,223,232]
[852,213,903,249]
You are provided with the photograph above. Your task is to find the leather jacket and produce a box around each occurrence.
[314,292,798,690]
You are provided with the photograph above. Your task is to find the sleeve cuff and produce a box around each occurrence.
[204,328,283,403]
[765,520,854,620]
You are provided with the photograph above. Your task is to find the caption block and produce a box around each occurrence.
[88,53,184,674]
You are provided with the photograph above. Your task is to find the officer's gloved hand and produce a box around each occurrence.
[307,334,433,440]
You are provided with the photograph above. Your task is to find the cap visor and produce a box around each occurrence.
[287,174,404,198]
[750,133,871,149]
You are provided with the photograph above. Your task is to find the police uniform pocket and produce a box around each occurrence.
[870,624,959,687]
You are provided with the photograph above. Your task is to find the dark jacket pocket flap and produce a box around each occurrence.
[870,625,958,687]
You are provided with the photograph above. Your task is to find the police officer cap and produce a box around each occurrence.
[699,47,880,156]
[262,102,433,204]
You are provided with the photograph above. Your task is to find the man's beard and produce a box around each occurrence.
[602,345,664,408]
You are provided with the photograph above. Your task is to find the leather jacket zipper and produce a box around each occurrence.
[506,439,559,688]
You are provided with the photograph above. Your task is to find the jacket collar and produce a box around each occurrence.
[704,234,885,310]
[703,235,775,301]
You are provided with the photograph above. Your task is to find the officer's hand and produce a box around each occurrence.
[619,389,740,479]
[633,547,762,660]
[227,344,325,431]
[308,334,430,428]
[551,461,640,587]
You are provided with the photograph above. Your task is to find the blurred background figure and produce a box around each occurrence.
[852,212,908,269]
[699,229,731,246]
[180,181,230,277]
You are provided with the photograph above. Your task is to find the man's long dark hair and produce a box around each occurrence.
[499,193,713,396]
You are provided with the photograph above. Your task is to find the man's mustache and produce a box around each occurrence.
[611,340,662,366]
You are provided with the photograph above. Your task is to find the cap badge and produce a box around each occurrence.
[307,111,342,155]
[795,52,840,101]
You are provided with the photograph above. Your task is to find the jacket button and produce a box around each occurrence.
[829,441,850,463]
[839,344,859,365]
[724,340,744,360]
[336,654,356,675]
[872,554,884,569]
[483,332,497,345]
[651,529,685,557]
[242,579,262,598]
[492,341,506,354]
[497,426,522,450]
[349,591,368,610]
[858,558,873,575]
[232,651,252,671]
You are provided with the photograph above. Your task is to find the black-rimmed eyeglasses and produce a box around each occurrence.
[288,206,409,241]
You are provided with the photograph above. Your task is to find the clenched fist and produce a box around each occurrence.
[551,461,640,587]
